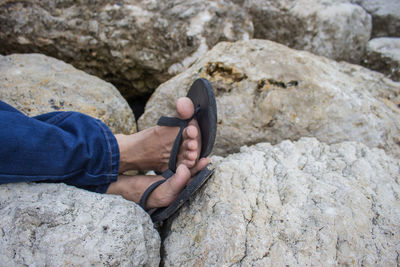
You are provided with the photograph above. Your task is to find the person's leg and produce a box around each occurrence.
[0,97,206,208]
[0,98,205,205]
[0,100,119,193]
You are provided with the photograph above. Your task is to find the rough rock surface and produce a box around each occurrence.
[139,40,400,157]
[162,138,400,266]
[243,0,371,63]
[0,183,160,266]
[0,0,253,97]
[352,0,400,37]
[0,53,136,134]
[363,37,400,82]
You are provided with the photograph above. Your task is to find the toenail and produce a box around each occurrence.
[189,151,197,160]
[189,140,197,150]
[188,126,197,137]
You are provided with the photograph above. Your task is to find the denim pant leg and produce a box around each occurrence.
[0,100,119,193]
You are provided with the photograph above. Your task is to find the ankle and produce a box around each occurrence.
[115,133,146,173]
[115,134,129,173]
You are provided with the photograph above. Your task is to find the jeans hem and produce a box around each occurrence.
[95,119,120,192]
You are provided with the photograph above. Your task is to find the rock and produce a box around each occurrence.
[243,0,371,63]
[162,138,400,266]
[139,40,400,158]
[362,37,400,82]
[0,0,253,97]
[0,53,136,134]
[352,0,400,37]
[0,183,160,266]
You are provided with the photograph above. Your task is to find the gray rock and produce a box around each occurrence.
[138,40,400,158]
[162,138,400,266]
[363,37,400,81]
[244,0,371,63]
[0,0,253,97]
[0,53,136,134]
[352,0,400,37]
[0,183,160,266]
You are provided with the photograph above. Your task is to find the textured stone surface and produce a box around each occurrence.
[352,0,400,37]
[363,37,400,82]
[0,53,136,134]
[0,183,160,266]
[162,138,400,266]
[243,0,371,63]
[139,40,400,157]
[0,0,253,97]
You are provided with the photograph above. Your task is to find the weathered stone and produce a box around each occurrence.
[162,138,400,266]
[139,40,400,157]
[362,37,400,82]
[352,0,400,37]
[243,0,371,63]
[0,53,136,134]
[0,0,253,97]
[0,183,160,266]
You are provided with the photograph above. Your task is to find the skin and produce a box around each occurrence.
[106,97,210,209]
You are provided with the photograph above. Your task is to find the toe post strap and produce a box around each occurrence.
[139,179,166,210]
[157,116,188,128]
[156,107,199,128]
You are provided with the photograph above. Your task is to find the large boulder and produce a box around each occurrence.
[138,40,400,157]
[243,0,371,63]
[352,0,400,38]
[0,0,253,97]
[162,138,400,266]
[0,53,136,134]
[362,37,400,82]
[0,183,160,266]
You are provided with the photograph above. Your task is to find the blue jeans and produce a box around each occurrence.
[0,100,119,193]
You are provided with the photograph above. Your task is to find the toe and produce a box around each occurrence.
[182,139,198,151]
[167,164,191,194]
[185,150,197,161]
[184,125,198,140]
[146,165,191,209]
[190,157,211,176]
[187,140,198,151]
[176,97,194,120]
[182,159,196,168]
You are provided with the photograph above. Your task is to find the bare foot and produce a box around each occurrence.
[106,158,210,209]
[116,97,201,173]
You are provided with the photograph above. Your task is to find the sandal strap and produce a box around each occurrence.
[139,179,167,210]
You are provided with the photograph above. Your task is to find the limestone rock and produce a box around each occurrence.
[362,37,400,82]
[243,0,371,63]
[0,0,253,97]
[162,138,400,266]
[139,40,400,157]
[0,53,136,134]
[352,0,400,37]
[0,183,160,266]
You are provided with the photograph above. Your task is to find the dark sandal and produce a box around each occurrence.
[139,78,217,223]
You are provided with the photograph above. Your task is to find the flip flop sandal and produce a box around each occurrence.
[139,78,217,223]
